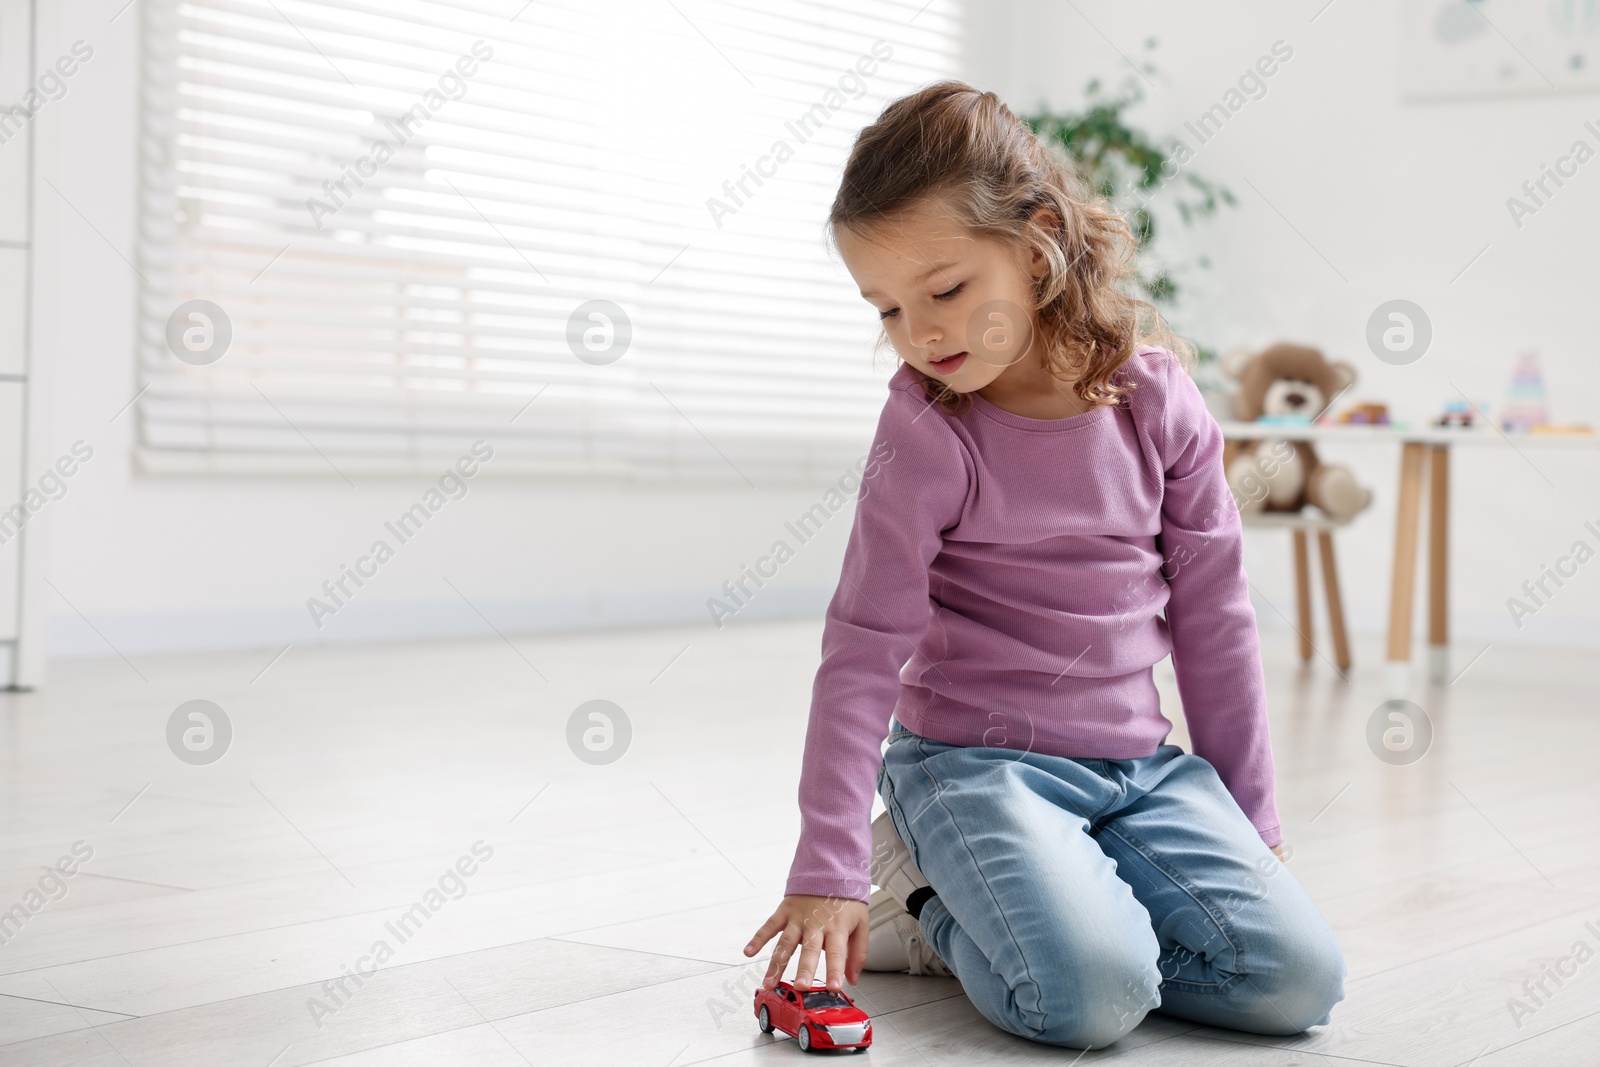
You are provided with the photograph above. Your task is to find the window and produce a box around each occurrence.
[136,0,961,483]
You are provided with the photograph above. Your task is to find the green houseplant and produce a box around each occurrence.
[1021,54,1234,376]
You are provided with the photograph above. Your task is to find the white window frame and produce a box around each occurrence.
[135,0,960,484]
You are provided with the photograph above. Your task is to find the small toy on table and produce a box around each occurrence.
[1433,399,1479,429]
[1338,402,1390,426]
[1529,424,1596,434]
[1496,351,1594,434]
[754,980,873,1053]
[1500,351,1548,432]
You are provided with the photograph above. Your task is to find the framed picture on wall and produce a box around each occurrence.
[1400,0,1600,100]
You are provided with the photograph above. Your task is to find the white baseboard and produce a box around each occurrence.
[47,585,1596,662]
[1250,595,1600,649]
[48,585,837,660]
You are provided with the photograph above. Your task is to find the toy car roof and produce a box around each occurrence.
[775,980,852,998]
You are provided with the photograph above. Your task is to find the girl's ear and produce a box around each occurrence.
[1028,207,1063,278]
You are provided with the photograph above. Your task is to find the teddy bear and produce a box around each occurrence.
[1218,342,1374,522]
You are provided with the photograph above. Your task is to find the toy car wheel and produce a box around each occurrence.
[758,1005,773,1033]
[797,1024,813,1052]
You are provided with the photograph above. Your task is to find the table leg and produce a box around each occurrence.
[1293,528,1313,661]
[1427,445,1450,685]
[1385,442,1428,697]
[1317,530,1352,673]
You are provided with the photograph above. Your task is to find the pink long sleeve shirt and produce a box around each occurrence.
[785,345,1282,903]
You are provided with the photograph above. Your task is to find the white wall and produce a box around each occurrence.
[28,0,1600,670]
[967,0,1600,650]
[32,4,869,664]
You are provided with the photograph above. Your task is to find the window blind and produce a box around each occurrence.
[136,0,961,483]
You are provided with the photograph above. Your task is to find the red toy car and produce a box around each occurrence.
[754,980,872,1053]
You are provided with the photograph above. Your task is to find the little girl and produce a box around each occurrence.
[742,81,1346,1050]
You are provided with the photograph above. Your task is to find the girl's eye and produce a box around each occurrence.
[875,281,962,320]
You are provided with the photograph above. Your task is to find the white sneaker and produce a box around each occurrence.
[870,810,930,907]
[866,813,953,977]
[864,889,953,977]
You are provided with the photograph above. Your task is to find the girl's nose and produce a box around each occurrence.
[904,313,943,352]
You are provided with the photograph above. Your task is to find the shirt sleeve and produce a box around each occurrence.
[784,382,972,902]
[1156,356,1283,848]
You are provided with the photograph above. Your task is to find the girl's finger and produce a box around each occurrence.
[791,927,824,991]
[744,911,787,956]
[845,909,871,985]
[763,923,800,988]
[822,927,847,992]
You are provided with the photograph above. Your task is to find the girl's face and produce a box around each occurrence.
[835,197,1049,394]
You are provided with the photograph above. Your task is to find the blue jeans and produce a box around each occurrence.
[877,719,1346,1049]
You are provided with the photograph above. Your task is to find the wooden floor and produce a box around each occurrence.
[0,619,1595,1065]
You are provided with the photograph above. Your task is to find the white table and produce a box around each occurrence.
[1216,420,1599,695]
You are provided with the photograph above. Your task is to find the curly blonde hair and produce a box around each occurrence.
[829,80,1193,415]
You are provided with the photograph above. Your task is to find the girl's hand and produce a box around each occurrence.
[744,894,870,994]
[1270,843,1290,863]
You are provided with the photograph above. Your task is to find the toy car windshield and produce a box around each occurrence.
[800,990,852,1009]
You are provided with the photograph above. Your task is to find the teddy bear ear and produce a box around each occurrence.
[1219,346,1255,380]
[1325,360,1357,393]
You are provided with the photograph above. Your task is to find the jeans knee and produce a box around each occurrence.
[1243,927,1347,1034]
[1029,951,1161,1049]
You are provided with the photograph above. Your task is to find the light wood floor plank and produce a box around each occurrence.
[0,621,1590,1065]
